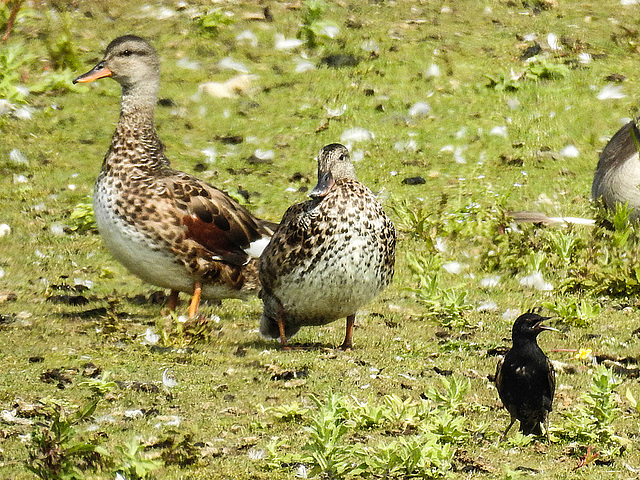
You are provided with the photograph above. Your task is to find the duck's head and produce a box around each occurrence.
[73,35,159,90]
[309,143,357,198]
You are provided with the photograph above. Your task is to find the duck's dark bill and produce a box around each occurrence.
[73,62,112,84]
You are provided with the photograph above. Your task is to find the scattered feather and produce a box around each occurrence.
[217,57,250,73]
[597,84,626,100]
[393,139,418,152]
[477,301,498,311]
[0,100,13,116]
[274,33,303,51]
[176,57,201,70]
[124,409,144,419]
[442,261,463,274]
[408,102,431,116]
[490,126,508,137]
[142,328,160,345]
[480,275,501,288]
[506,97,521,110]
[360,39,379,53]
[547,33,561,51]
[321,24,340,38]
[254,149,274,161]
[325,104,347,118]
[519,271,553,291]
[560,145,580,158]
[435,237,447,253]
[9,148,29,166]
[248,449,266,460]
[198,74,257,98]
[236,30,258,47]
[50,224,65,236]
[351,150,365,162]
[201,147,217,163]
[14,106,34,120]
[502,309,520,321]
[162,368,178,388]
[294,59,315,73]
[340,127,374,142]
[0,224,11,237]
[578,52,592,64]
[425,63,441,77]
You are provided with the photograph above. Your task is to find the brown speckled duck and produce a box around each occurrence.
[73,35,275,317]
[259,143,396,349]
[592,118,640,221]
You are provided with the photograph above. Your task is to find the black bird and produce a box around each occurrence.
[495,312,557,441]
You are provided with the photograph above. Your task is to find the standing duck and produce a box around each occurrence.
[592,119,640,221]
[495,312,557,441]
[73,35,275,317]
[259,143,396,349]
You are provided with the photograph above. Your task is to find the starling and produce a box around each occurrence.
[495,312,557,441]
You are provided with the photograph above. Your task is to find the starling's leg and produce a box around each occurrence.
[339,315,355,350]
[188,281,202,318]
[500,415,517,442]
[167,290,179,311]
[276,303,289,349]
[544,415,551,443]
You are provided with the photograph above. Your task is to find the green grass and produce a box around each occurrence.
[1,0,640,478]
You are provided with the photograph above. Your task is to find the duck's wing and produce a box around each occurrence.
[166,172,274,266]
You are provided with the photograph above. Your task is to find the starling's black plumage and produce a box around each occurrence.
[495,312,556,440]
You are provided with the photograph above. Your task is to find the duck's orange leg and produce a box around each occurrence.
[188,281,202,318]
[339,314,355,350]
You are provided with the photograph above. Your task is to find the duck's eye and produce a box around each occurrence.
[121,49,133,57]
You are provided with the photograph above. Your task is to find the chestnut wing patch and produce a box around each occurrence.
[169,175,265,266]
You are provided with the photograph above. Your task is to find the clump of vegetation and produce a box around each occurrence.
[0,42,32,102]
[194,8,234,38]
[297,0,339,49]
[26,398,109,479]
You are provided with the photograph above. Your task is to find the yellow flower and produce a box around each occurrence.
[574,348,592,360]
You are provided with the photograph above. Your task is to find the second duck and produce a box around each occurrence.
[259,143,396,349]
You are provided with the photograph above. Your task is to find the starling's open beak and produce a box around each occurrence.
[535,317,559,332]
[309,171,335,198]
[73,61,112,84]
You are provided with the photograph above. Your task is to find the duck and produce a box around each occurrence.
[495,312,557,441]
[258,143,396,349]
[592,118,640,221]
[73,35,275,317]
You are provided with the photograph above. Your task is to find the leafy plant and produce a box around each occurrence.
[297,0,339,49]
[78,371,118,397]
[268,402,310,422]
[114,438,163,480]
[68,201,97,233]
[542,298,601,327]
[0,42,32,102]
[26,399,109,479]
[423,375,471,413]
[523,57,570,81]
[195,8,234,38]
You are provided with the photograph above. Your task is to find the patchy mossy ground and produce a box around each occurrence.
[1,1,640,479]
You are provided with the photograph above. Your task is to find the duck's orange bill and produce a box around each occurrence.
[72,63,112,84]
